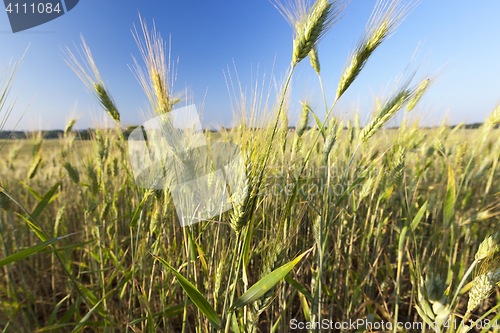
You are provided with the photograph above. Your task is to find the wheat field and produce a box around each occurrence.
[1,1,500,332]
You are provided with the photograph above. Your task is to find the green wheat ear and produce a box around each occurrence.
[64,36,122,126]
[274,0,344,66]
[94,83,120,123]
[64,119,77,137]
[291,102,310,159]
[359,87,412,143]
[27,154,42,180]
[229,155,254,234]
[467,265,500,313]
[86,164,99,196]
[308,45,320,74]
[391,145,406,187]
[406,78,430,112]
[336,0,413,101]
[292,0,333,65]
[321,116,339,163]
[475,230,500,261]
[63,161,80,184]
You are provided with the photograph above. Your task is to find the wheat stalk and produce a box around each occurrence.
[251,242,286,324]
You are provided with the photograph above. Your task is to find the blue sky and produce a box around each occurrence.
[1,0,500,131]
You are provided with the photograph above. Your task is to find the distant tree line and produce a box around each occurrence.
[0,122,489,140]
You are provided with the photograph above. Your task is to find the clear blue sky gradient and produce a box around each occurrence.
[1,0,500,130]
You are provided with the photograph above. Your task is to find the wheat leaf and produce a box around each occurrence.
[229,248,312,312]
[151,254,221,329]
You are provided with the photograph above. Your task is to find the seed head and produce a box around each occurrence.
[297,102,310,137]
[150,68,171,113]
[94,83,120,123]
[336,0,413,101]
[392,146,406,187]
[467,267,500,313]
[476,230,500,261]
[359,87,412,143]
[416,274,452,326]
[290,103,310,159]
[483,104,500,134]
[86,165,99,196]
[280,103,289,154]
[64,119,77,137]
[309,45,321,74]
[229,155,254,234]
[322,116,338,163]
[27,154,43,179]
[32,135,43,157]
[132,15,176,116]
[63,161,80,184]
[406,78,430,112]
[64,36,121,125]
[274,0,344,65]
[359,177,376,201]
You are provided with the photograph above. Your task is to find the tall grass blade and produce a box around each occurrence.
[151,254,221,329]
[229,248,312,312]
[0,235,68,268]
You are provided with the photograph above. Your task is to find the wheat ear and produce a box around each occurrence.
[475,230,500,261]
[359,82,416,143]
[64,119,77,137]
[63,36,121,124]
[132,15,176,115]
[322,116,339,163]
[273,0,344,65]
[467,267,500,313]
[336,0,413,101]
[63,161,80,184]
